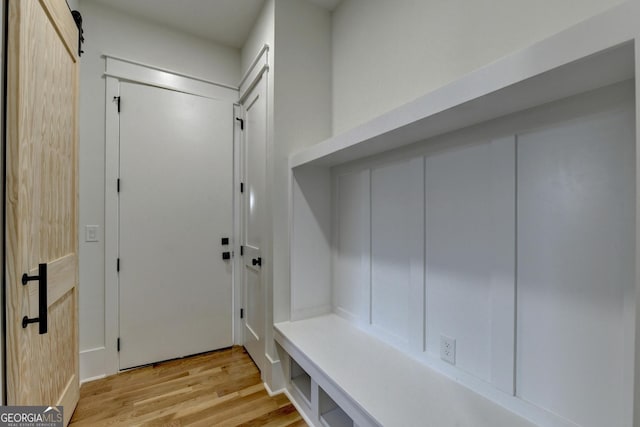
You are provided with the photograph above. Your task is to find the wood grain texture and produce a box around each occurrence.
[39,0,79,58]
[6,0,79,424]
[69,347,307,427]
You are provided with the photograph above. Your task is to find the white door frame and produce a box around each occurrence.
[237,45,270,356]
[103,55,239,376]
[239,44,269,104]
[233,102,244,346]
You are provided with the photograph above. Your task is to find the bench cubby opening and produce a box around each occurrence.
[319,387,353,427]
[290,357,312,407]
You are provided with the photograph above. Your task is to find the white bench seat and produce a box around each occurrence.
[275,314,536,427]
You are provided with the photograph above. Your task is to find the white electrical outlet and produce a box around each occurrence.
[440,335,456,365]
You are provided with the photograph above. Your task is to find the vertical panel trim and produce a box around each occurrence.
[488,135,517,395]
[634,34,640,427]
[366,169,373,325]
[408,157,425,353]
[513,135,518,397]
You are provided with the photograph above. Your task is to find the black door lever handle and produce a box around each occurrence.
[21,263,48,334]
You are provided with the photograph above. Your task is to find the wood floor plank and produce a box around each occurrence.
[69,347,307,426]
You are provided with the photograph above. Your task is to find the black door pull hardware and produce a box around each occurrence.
[221,237,229,245]
[21,263,48,334]
[222,252,231,260]
[252,257,262,267]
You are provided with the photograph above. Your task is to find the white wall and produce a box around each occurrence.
[242,0,275,75]
[331,0,627,134]
[77,0,240,380]
[515,97,634,427]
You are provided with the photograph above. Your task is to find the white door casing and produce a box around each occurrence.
[118,82,233,369]
[103,57,239,376]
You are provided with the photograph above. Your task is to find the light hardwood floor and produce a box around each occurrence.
[69,346,306,426]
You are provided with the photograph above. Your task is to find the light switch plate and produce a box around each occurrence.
[85,225,99,242]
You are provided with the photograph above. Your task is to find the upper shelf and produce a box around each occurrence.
[290,1,637,169]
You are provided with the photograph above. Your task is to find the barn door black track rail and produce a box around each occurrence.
[72,10,84,57]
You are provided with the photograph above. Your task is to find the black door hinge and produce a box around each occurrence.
[240,245,244,256]
[117,337,120,352]
[240,309,244,319]
[117,178,120,193]
[114,96,121,113]
[240,182,244,193]
[236,117,244,130]
[117,258,120,272]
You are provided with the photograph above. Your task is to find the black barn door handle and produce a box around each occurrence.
[21,263,48,334]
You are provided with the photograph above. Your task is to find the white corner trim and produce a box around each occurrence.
[104,55,238,101]
[238,44,269,89]
[239,45,270,104]
[80,347,106,383]
[239,64,269,105]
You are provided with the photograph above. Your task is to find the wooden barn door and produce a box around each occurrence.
[5,0,80,424]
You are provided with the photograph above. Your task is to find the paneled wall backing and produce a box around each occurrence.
[328,81,635,427]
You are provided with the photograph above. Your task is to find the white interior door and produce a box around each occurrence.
[118,82,233,369]
[242,76,267,371]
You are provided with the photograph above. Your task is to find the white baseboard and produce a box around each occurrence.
[80,347,106,383]
[263,381,284,397]
[81,373,106,384]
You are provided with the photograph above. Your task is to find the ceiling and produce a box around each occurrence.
[86,0,342,49]
[307,0,342,11]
